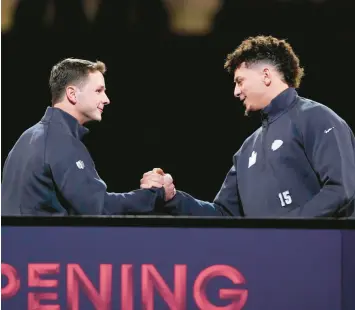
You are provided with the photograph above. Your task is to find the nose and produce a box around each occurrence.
[234,84,241,98]
[103,93,110,105]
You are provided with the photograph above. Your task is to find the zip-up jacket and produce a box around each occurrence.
[165,88,355,217]
[1,107,165,215]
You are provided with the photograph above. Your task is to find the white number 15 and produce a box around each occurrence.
[278,190,292,207]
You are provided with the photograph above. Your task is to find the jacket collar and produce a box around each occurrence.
[261,87,298,124]
[41,107,89,140]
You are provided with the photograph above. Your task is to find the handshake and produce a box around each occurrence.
[140,168,176,201]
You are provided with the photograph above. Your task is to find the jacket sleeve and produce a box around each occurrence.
[163,155,243,216]
[49,139,165,215]
[290,106,355,217]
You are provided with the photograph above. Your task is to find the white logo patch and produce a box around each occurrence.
[271,140,283,151]
[76,160,85,169]
[248,151,257,168]
[324,127,335,134]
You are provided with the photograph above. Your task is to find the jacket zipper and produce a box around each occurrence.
[261,118,268,171]
[262,117,286,210]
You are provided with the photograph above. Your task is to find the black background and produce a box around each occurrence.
[2,0,354,201]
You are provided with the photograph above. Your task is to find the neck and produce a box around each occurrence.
[262,82,289,109]
[53,102,85,125]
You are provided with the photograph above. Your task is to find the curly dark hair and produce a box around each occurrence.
[224,35,304,88]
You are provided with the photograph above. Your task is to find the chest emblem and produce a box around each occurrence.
[248,151,257,168]
[271,139,283,151]
[76,160,85,169]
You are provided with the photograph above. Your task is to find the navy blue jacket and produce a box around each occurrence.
[165,88,355,217]
[1,107,165,215]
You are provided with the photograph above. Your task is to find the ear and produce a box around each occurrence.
[263,68,271,87]
[65,86,77,105]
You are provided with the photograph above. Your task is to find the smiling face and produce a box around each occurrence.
[233,62,271,115]
[67,71,110,124]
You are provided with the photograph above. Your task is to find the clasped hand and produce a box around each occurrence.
[140,168,176,201]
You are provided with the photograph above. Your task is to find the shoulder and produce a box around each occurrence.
[19,122,45,138]
[295,97,346,124]
[8,122,46,153]
[291,96,349,134]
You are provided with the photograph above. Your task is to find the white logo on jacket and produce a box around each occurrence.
[324,127,335,134]
[248,151,257,168]
[271,140,283,151]
[76,160,85,169]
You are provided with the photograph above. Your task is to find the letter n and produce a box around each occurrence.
[67,264,112,310]
[142,264,186,310]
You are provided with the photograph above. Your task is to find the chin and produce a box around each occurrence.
[94,113,102,121]
[249,104,262,112]
[88,115,102,123]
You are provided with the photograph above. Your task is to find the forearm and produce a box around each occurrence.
[104,188,165,215]
[163,191,233,216]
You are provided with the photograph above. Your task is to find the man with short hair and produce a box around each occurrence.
[1,58,175,215]
[141,35,355,217]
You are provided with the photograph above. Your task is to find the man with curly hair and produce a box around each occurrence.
[141,35,355,217]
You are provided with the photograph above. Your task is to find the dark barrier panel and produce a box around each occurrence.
[1,217,355,310]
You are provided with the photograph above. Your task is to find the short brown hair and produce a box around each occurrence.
[224,35,304,88]
[49,58,106,105]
